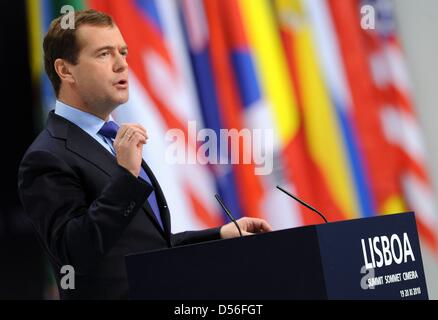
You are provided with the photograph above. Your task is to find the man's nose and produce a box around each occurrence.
[114,52,128,72]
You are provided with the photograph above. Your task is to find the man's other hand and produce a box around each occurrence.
[220,217,273,239]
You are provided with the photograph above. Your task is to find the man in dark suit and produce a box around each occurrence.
[18,9,271,299]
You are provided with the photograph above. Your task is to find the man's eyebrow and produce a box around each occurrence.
[94,45,128,53]
[95,45,115,53]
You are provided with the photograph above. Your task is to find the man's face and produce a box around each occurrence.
[69,24,129,111]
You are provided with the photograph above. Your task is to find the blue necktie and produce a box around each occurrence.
[98,121,164,230]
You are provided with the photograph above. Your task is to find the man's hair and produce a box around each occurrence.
[43,9,114,96]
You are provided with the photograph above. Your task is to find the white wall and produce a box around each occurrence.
[394,0,438,299]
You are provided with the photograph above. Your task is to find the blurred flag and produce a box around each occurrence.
[328,0,438,251]
[274,0,359,224]
[27,0,438,255]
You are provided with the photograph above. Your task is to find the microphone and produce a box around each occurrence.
[215,194,243,237]
[276,185,328,223]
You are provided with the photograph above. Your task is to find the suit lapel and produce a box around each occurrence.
[47,111,120,176]
[66,121,121,176]
[141,160,172,240]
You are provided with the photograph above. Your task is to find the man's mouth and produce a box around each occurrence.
[114,79,128,89]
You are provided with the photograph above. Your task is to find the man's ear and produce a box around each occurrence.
[54,59,75,84]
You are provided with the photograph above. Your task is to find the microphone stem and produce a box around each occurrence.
[215,194,243,237]
[276,185,328,223]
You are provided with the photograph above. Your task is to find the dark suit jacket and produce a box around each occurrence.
[18,111,221,299]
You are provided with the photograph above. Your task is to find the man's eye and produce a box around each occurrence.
[121,51,128,57]
[100,51,110,57]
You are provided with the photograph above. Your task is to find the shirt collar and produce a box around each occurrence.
[54,100,115,137]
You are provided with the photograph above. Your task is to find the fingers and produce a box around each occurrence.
[115,124,148,146]
[130,131,147,145]
[238,217,273,234]
[220,217,272,239]
[118,123,148,139]
[253,218,273,232]
[114,131,146,151]
[130,124,148,139]
[115,128,130,149]
[126,123,148,139]
[120,124,148,139]
[117,125,129,139]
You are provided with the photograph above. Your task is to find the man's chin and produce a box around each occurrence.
[114,93,129,106]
